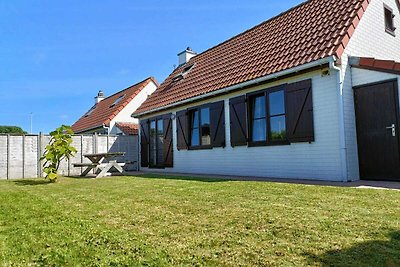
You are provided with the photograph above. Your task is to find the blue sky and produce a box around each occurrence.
[0,0,303,134]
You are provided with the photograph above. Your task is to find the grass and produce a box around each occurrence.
[0,174,399,266]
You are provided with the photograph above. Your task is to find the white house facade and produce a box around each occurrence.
[135,0,400,182]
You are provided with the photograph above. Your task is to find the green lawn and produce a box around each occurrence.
[0,175,399,266]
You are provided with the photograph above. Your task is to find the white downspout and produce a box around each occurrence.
[102,124,110,136]
[330,57,348,182]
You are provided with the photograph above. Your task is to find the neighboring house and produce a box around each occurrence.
[115,122,139,136]
[72,77,158,135]
[134,0,400,182]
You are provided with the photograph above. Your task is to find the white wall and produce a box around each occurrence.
[352,68,400,87]
[141,70,343,181]
[109,81,157,135]
[345,0,400,61]
[340,0,400,180]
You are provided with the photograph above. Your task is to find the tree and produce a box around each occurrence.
[41,125,77,182]
[0,126,27,134]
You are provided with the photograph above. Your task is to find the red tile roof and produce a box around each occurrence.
[135,0,370,116]
[351,57,400,75]
[115,122,139,135]
[72,77,157,133]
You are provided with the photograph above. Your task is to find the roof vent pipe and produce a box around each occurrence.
[95,90,105,104]
[177,47,197,66]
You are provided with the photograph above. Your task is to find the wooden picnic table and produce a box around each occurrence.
[73,152,126,178]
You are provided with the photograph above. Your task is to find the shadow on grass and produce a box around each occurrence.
[13,179,52,186]
[306,231,400,266]
[67,175,96,179]
[135,173,232,183]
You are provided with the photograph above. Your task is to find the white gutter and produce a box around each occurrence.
[133,56,335,117]
[329,56,348,182]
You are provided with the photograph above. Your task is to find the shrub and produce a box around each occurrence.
[0,125,27,134]
[41,125,77,182]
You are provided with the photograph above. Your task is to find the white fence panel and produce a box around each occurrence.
[0,134,138,179]
[0,136,7,179]
[24,135,39,178]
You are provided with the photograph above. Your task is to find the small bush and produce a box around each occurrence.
[41,125,77,182]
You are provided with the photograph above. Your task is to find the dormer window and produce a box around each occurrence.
[110,94,125,107]
[384,5,396,35]
[171,64,195,83]
[84,106,96,117]
[183,64,194,73]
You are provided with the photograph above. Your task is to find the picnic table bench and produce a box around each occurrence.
[73,152,126,178]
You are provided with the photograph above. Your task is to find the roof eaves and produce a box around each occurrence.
[350,56,400,75]
[73,124,104,134]
[133,56,334,117]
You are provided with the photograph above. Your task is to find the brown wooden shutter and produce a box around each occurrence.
[229,95,248,147]
[210,101,226,148]
[163,114,173,167]
[176,110,189,150]
[140,119,149,167]
[285,79,314,143]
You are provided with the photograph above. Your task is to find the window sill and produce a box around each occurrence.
[385,28,396,37]
[248,140,290,147]
[188,145,213,150]
[149,166,165,169]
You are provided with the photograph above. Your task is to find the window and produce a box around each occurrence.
[200,108,211,145]
[189,106,211,147]
[177,101,225,150]
[156,120,164,165]
[149,120,156,166]
[384,5,396,35]
[251,95,267,142]
[110,94,125,107]
[248,87,287,145]
[149,118,164,168]
[269,90,286,141]
[172,64,195,82]
[183,64,194,74]
[230,79,313,147]
[190,110,200,146]
[84,106,96,117]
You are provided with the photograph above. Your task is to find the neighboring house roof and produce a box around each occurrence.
[350,57,400,75]
[72,77,157,133]
[116,122,139,135]
[135,0,370,116]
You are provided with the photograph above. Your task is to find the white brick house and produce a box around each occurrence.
[134,0,400,182]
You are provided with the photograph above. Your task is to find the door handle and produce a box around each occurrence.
[386,124,396,137]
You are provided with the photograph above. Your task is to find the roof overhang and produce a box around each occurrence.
[350,57,400,75]
[73,124,104,134]
[133,56,336,118]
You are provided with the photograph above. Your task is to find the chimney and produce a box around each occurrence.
[177,47,196,66]
[95,90,105,104]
